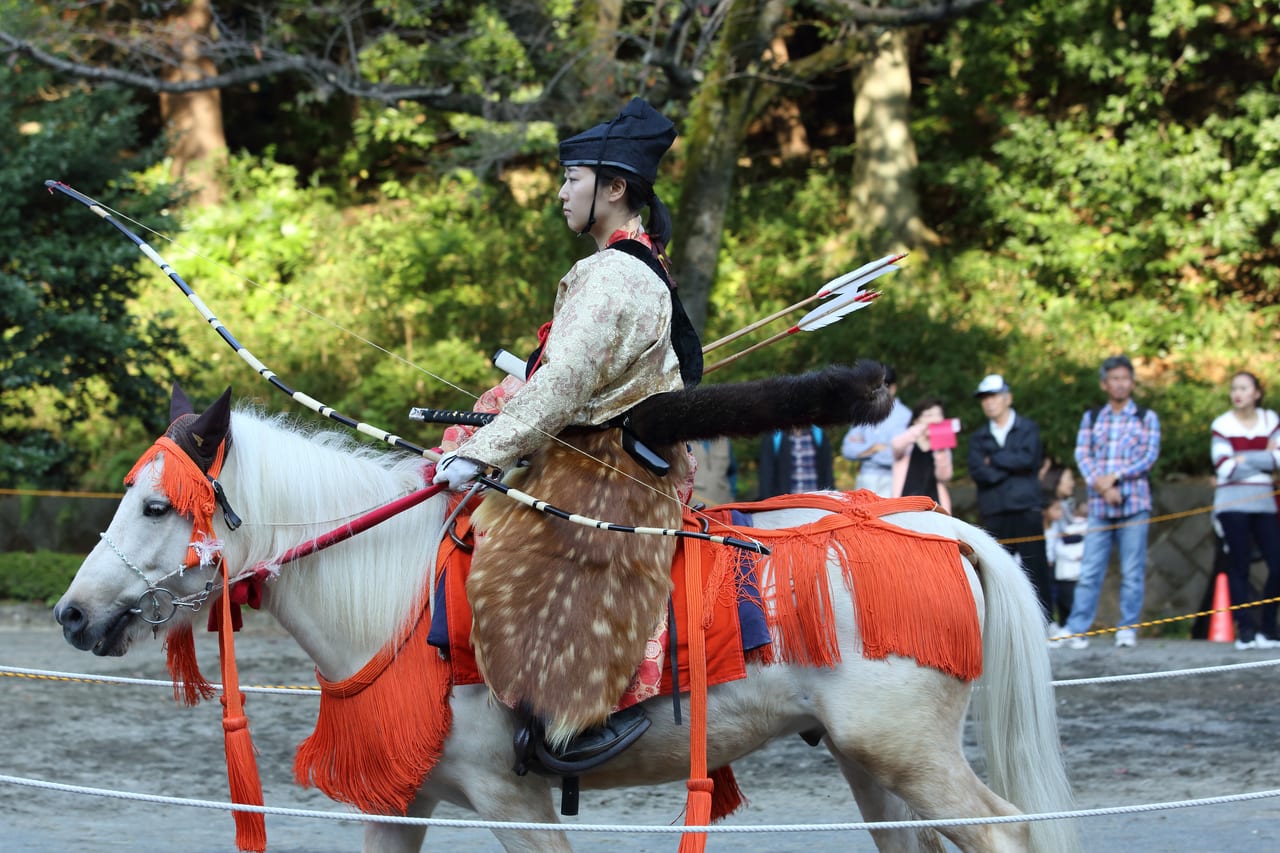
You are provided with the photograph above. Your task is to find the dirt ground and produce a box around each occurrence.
[2,603,1279,852]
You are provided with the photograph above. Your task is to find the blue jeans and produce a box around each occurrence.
[1064,510,1150,634]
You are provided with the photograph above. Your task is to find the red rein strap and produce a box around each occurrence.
[217,481,449,631]
[272,482,448,566]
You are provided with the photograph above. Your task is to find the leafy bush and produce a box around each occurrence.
[0,550,85,604]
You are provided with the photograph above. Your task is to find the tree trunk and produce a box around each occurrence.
[158,0,227,207]
[848,28,936,250]
[756,37,810,163]
[670,0,789,336]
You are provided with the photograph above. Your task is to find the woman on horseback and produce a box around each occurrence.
[432,98,700,771]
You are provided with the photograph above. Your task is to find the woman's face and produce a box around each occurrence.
[1058,469,1075,498]
[1229,374,1262,411]
[558,166,599,233]
[916,404,944,425]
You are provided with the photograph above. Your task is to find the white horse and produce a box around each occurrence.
[55,401,1079,853]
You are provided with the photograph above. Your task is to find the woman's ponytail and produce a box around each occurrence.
[647,191,673,253]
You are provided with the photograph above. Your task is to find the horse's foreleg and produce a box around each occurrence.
[361,795,435,853]
[458,775,573,853]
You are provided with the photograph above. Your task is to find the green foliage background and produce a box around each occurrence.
[3,0,1278,495]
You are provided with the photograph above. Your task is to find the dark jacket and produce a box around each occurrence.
[967,414,1044,517]
[759,427,835,498]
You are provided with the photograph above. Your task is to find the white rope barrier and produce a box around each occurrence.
[1052,655,1280,687]
[0,664,319,695]
[0,772,1277,834]
[4,655,1279,840]
[6,656,1280,693]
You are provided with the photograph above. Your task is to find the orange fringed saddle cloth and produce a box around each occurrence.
[293,489,981,818]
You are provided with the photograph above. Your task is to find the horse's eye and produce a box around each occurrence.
[143,501,172,518]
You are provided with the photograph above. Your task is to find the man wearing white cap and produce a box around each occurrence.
[968,374,1053,624]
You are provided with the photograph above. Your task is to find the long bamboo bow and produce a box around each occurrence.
[45,180,767,554]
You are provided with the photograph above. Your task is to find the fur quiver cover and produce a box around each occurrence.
[624,360,891,447]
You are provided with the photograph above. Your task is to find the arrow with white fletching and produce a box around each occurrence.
[703,269,894,374]
[701,252,906,354]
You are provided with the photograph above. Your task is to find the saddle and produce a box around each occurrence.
[429,503,773,721]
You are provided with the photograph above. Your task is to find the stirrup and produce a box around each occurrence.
[512,707,542,777]
[532,708,650,775]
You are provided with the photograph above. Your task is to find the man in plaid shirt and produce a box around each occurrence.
[1053,355,1161,649]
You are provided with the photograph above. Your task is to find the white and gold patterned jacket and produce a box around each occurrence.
[459,248,683,472]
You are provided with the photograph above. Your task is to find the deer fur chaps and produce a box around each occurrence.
[467,429,690,748]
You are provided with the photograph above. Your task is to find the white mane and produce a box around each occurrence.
[216,406,448,655]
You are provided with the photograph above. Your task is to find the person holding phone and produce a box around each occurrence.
[968,374,1053,624]
[891,397,953,512]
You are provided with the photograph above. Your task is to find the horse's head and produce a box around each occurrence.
[54,385,234,655]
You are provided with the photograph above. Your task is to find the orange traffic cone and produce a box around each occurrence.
[1208,572,1235,643]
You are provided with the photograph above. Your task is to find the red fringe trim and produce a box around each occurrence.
[164,624,216,706]
[710,766,745,821]
[293,605,452,815]
[125,436,223,568]
[711,491,983,681]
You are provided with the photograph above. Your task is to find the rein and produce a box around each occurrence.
[46,180,767,556]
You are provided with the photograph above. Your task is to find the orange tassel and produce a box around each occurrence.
[716,492,982,681]
[679,531,714,852]
[223,705,267,853]
[678,778,714,853]
[218,568,266,853]
[164,624,216,706]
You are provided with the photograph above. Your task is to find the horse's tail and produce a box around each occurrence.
[963,523,1082,853]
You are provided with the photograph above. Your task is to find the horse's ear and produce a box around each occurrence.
[170,383,195,422]
[183,387,233,470]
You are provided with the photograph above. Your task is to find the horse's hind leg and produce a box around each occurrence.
[835,752,947,853]
[822,677,1030,852]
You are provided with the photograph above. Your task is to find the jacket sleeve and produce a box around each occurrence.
[1074,412,1099,488]
[458,255,672,471]
[967,430,1007,487]
[989,422,1044,475]
[1118,410,1161,480]
[1210,420,1236,480]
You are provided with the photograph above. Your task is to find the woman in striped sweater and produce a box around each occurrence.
[1211,371,1280,649]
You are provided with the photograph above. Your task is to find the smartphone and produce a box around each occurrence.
[927,418,961,451]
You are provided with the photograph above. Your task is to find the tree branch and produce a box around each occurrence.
[819,0,990,25]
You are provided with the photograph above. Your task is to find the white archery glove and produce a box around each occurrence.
[432,452,485,490]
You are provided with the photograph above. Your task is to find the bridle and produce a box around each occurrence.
[102,528,221,626]
[105,443,450,629]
